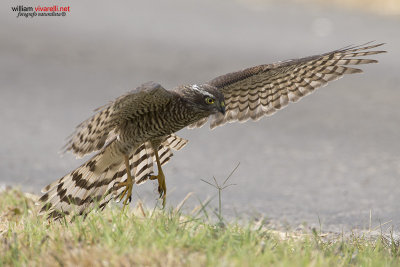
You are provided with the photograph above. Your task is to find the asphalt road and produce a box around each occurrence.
[1,0,399,232]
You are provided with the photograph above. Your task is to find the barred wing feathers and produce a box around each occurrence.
[63,82,174,157]
[204,43,385,129]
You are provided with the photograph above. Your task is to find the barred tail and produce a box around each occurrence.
[99,134,189,210]
[38,144,124,220]
[38,134,188,219]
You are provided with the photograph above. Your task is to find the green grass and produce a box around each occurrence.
[0,188,399,267]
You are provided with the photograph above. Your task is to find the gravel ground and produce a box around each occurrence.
[0,0,399,232]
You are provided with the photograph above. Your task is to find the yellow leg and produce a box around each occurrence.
[149,148,166,208]
[115,155,134,208]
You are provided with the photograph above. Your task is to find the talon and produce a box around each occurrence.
[161,194,166,208]
[147,144,168,208]
[158,185,163,197]
[116,179,133,205]
[149,162,166,208]
[116,155,135,209]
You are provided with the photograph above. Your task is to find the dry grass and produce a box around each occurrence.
[1,188,400,266]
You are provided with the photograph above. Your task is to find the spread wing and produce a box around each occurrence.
[63,82,174,157]
[191,42,386,129]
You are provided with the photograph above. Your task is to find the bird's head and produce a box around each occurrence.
[183,84,226,115]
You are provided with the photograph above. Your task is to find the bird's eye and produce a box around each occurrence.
[205,97,215,105]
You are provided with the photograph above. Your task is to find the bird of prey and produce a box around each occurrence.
[39,42,385,219]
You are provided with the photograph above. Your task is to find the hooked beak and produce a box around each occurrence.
[219,101,226,115]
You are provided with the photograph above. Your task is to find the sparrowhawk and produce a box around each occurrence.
[39,42,386,219]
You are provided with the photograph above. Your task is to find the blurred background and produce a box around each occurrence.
[0,0,399,232]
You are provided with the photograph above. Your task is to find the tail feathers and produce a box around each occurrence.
[99,134,189,209]
[163,134,188,150]
[38,150,123,220]
[98,162,129,210]
[136,134,188,184]
[117,134,188,186]
[38,134,189,219]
